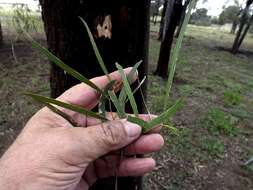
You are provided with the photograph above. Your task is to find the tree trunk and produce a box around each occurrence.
[237,15,253,48]
[232,0,253,53]
[230,20,238,34]
[175,0,191,38]
[39,0,150,189]
[154,0,183,78]
[0,21,3,46]
[158,0,168,41]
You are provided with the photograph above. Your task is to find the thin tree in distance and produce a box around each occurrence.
[232,0,253,54]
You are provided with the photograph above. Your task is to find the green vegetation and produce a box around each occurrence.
[203,107,238,136]
[200,137,225,159]
[223,88,242,107]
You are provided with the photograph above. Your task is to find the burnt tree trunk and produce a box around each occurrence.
[232,0,253,53]
[154,0,183,78]
[39,0,150,189]
[0,21,3,46]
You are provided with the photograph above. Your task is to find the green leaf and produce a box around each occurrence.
[124,76,146,104]
[127,116,150,131]
[133,76,146,94]
[116,63,139,117]
[163,0,197,110]
[29,38,102,93]
[99,80,116,117]
[45,103,79,127]
[150,100,183,127]
[79,17,110,78]
[127,100,183,133]
[127,60,142,83]
[108,90,126,119]
[25,93,107,121]
[119,60,142,106]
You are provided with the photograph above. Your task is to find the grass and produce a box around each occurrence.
[200,137,225,159]
[223,89,242,107]
[147,23,253,189]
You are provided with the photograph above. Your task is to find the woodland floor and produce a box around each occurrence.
[0,24,253,190]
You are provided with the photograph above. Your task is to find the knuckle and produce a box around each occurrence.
[99,121,126,148]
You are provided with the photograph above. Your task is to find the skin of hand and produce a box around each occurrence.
[0,68,164,190]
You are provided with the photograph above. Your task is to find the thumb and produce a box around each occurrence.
[72,120,142,161]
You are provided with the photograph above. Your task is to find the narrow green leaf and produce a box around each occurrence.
[127,60,142,83]
[25,93,107,121]
[116,63,139,117]
[127,116,150,132]
[132,76,147,96]
[150,100,183,127]
[99,80,116,117]
[46,103,79,127]
[119,60,142,105]
[29,38,102,93]
[108,90,126,119]
[124,76,146,104]
[163,124,178,134]
[79,17,110,78]
[164,0,197,110]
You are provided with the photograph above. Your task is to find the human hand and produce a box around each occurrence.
[0,68,164,190]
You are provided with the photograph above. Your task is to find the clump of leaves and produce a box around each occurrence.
[203,107,238,136]
[223,88,242,107]
[24,18,183,134]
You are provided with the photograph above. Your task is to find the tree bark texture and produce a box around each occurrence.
[154,0,183,78]
[0,21,3,46]
[39,0,150,189]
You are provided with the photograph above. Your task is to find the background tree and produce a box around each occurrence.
[218,5,241,34]
[175,0,191,37]
[154,0,184,78]
[190,8,211,26]
[39,0,150,189]
[150,0,162,25]
[232,0,253,53]
[158,0,167,40]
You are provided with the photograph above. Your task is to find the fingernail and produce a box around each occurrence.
[124,122,142,137]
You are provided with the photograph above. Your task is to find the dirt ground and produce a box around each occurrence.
[0,25,253,190]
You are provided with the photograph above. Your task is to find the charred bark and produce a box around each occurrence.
[0,21,3,46]
[39,0,150,189]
